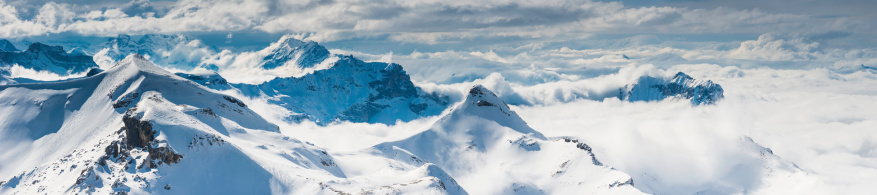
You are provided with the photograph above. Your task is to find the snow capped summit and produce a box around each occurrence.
[235,54,449,125]
[261,35,330,69]
[369,85,643,194]
[0,41,98,75]
[459,85,545,139]
[619,72,724,105]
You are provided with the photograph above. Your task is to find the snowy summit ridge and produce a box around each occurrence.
[261,35,330,69]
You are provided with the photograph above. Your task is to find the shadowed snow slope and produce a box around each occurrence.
[0,55,460,194]
[367,85,644,194]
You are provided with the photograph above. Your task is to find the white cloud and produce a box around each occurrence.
[0,0,871,46]
[728,33,821,61]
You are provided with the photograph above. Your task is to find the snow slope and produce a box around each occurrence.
[361,85,645,194]
[0,55,462,194]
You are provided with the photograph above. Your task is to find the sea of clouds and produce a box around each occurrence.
[0,0,875,193]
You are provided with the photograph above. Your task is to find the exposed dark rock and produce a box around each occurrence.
[113,92,139,108]
[86,68,104,77]
[609,178,634,187]
[121,111,183,169]
[223,96,246,107]
[122,113,154,149]
[146,146,182,168]
[476,100,496,107]
[561,137,603,166]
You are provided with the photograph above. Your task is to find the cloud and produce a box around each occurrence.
[728,32,821,61]
[0,0,872,45]
[507,64,877,194]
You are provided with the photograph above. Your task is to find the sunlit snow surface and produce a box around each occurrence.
[0,36,875,195]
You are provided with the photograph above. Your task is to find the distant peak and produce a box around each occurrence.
[25,42,65,54]
[673,72,692,80]
[261,35,330,69]
[0,39,18,52]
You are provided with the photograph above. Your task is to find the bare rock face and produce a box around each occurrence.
[146,146,182,168]
[121,110,183,168]
[122,113,155,149]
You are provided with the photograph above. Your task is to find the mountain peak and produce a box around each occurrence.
[109,54,171,75]
[465,84,507,110]
[0,39,18,52]
[25,42,66,54]
[261,35,330,69]
[457,85,546,139]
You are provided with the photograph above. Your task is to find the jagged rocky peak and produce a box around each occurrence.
[236,54,449,125]
[261,35,330,69]
[0,42,97,74]
[620,72,724,105]
[0,39,18,52]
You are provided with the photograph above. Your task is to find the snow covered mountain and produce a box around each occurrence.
[0,41,98,75]
[92,34,201,68]
[364,85,644,194]
[620,72,724,105]
[260,36,330,69]
[233,54,450,125]
[0,55,469,194]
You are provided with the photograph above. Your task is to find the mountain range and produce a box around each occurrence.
[0,35,793,195]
